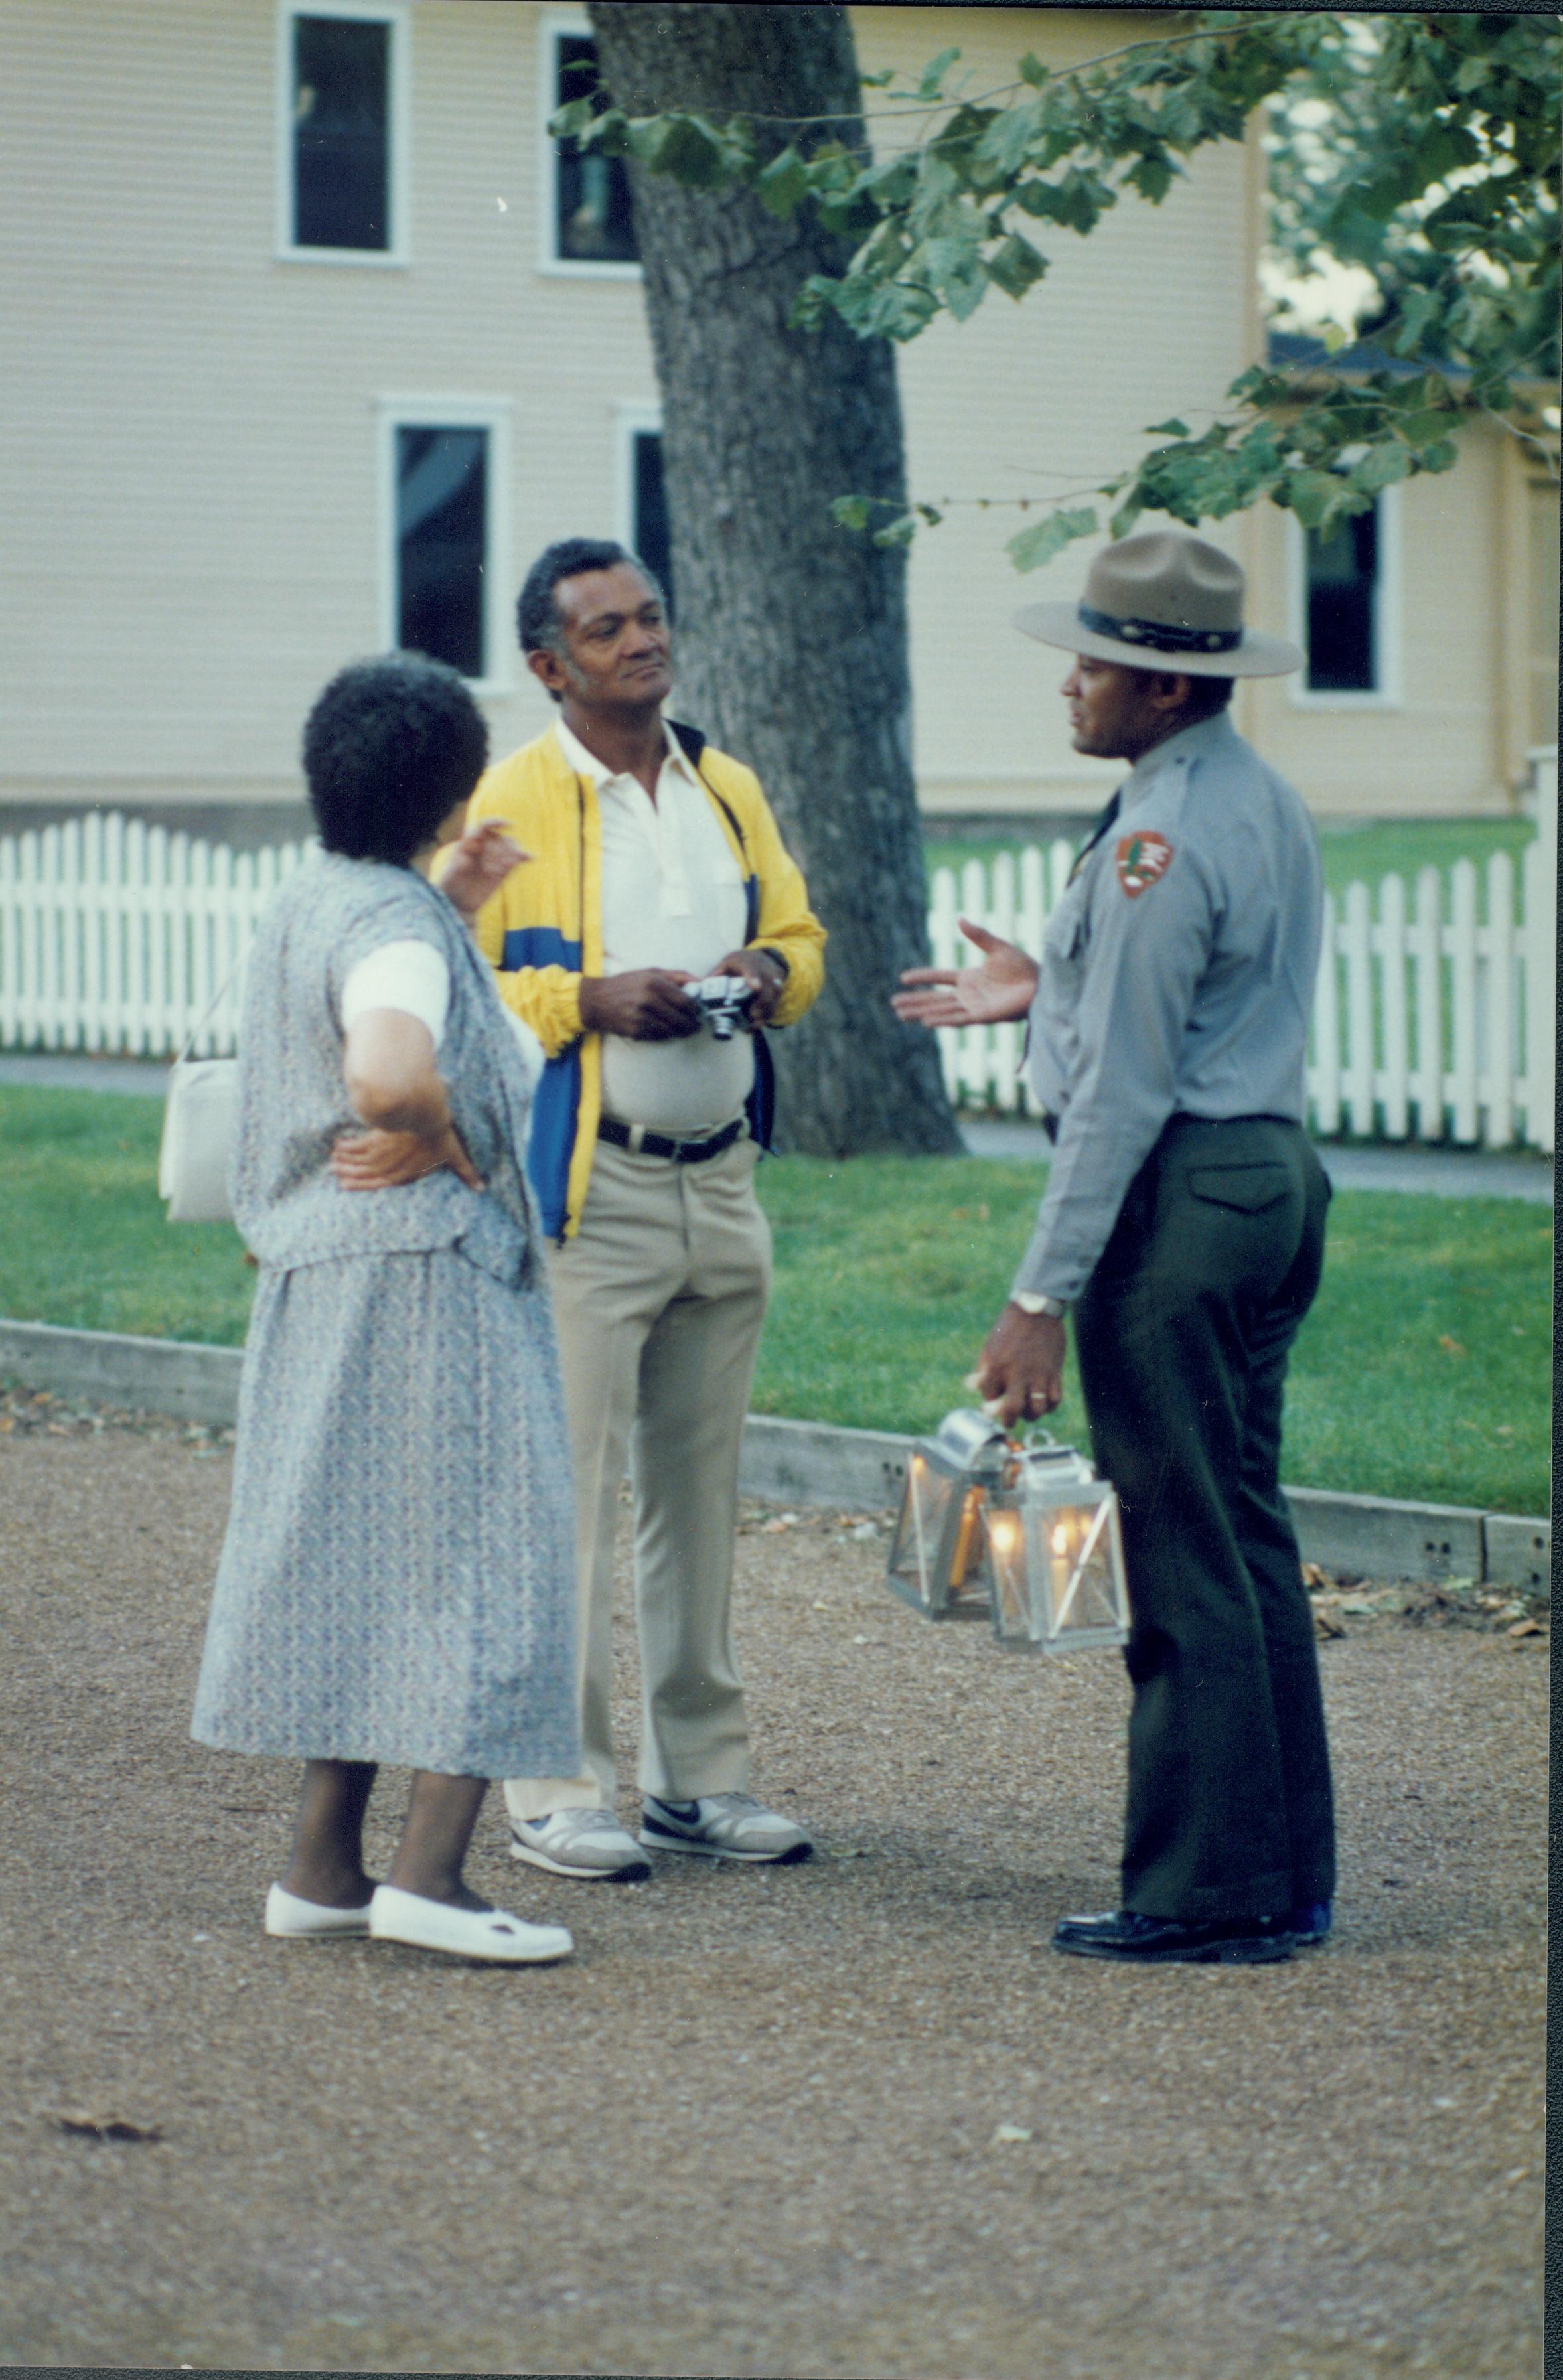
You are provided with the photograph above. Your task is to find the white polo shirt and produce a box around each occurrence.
[554,715,753,1135]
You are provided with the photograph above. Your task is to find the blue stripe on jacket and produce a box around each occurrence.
[504,925,583,1237]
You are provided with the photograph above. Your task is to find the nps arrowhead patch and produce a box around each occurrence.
[1115,830,1175,898]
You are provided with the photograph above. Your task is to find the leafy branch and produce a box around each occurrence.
[556,10,1560,567]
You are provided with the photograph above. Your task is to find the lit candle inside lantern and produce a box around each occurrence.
[949,1487,985,1586]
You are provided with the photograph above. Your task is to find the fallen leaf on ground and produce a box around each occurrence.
[1507,1619,1544,1639]
[992,2123,1033,2145]
[1438,1335,1467,1355]
[1302,1562,1331,1589]
[56,2110,162,2143]
[1314,1609,1347,1639]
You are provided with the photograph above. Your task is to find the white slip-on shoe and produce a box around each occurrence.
[639,1793,814,1864]
[265,1882,374,1939]
[510,1807,652,1882]
[367,1884,573,1965]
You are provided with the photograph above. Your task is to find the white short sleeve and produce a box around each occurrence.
[340,940,451,1049]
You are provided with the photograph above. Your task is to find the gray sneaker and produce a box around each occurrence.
[639,1792,814,1864]
[509,1807,652,1882]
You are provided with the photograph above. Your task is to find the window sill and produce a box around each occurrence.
[536,256,642,282]
[275,246,409,269]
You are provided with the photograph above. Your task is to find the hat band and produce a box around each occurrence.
[1079,603,1241,656]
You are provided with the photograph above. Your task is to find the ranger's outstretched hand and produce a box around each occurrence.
[892,917,1039,1029]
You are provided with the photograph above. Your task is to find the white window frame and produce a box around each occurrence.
[376,397,514,695]
[1288,483,1402,711]
[276,0,410,267]
[615,400,664,555]
[537,12,641,281]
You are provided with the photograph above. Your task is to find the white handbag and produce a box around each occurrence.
[158,976,241,1224]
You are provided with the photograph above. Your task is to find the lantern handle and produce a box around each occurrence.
[1008,1424,1063,1453]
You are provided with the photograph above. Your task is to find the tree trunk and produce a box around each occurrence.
[587,1,962,1155]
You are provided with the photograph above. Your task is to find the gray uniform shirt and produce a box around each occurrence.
[1013,711,1323,1305]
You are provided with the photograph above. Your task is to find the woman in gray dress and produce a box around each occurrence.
[192,654,579,1965]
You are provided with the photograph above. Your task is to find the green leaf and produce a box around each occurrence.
[1128,151,1177,207]
[984,232,1047,300]
[1145,417,1191,439]
[1019,53,1047,89]
[1007,506,1098,573]
[548,98,597,143]
[1110,492,1146,540]
[916,47,962,102]
[830,496,874,532]
[1416,439,1459,474]
[872,513,920,548]
[628,113,731,190]
[1286,470,1346,530]
[755,145,810,221]
[1349,442,1412,494]
[916,504,945,528]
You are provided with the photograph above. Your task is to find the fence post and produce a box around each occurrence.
[1447,859,1479,1143]
[1341,879,1374,1135]
[1523,749,1557,1155]
[1378,871,1408,1140]
[1310,891,1341,1136]
[1483,849,1515,1150]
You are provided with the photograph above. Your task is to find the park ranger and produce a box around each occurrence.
[895,530,1334,1967]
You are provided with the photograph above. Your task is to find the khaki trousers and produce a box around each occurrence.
[503,1133,771,1822]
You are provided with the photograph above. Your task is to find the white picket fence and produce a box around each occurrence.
[0,812,315,1057]
[0,779,1556,1153]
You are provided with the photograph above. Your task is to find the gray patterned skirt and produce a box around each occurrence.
[192,1250,579,1779]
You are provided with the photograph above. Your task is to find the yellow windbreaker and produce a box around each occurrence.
[455,719,826,1238]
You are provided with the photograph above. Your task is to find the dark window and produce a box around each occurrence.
[293,13,390,252]
[396,427,488,679]
[633,429,672,615]
[1305,504,1378,693]
[554,35,636,264]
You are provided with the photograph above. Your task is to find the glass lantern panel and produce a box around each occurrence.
[887,1451,961,1614]
[941,1484,994,1618]
[1041,1493,1128,1647]
[984,1501,1033,1643]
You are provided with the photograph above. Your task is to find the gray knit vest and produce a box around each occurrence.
[230,853,541,1282]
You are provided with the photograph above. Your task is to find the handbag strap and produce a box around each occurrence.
[174,956,246,1066]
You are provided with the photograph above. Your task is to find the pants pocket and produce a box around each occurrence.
[1186,1163,1292,1213]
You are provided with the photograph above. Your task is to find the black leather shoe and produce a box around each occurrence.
[1051,1907,1295,1965]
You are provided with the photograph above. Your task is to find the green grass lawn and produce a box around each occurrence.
[925,816,1538,903]
[0,1084,1549,1516]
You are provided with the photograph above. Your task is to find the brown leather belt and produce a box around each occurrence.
[597,1116,745,1165]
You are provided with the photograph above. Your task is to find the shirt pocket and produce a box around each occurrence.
[1186,1162,1292,1213]
[1038,885,1089,994]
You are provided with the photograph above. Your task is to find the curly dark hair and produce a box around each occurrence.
[516,538,666,696]
[301,654,490,866]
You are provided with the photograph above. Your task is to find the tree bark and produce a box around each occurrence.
[587,1,962,1154]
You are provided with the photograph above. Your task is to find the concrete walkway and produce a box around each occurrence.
[1,1054,1552,1201]
[0,1415,1546,2378]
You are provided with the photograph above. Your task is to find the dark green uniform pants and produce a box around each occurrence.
[1073,1114,1334,1924]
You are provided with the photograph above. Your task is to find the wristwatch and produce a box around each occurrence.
[1012,1290,1068,1319]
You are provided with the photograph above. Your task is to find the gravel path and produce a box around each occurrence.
[0,1410,1545,2379]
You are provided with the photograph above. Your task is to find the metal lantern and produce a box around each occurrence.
[885,1409,1009,1622]
[982,1438,1130,1655]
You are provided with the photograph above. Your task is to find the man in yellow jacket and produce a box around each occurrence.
[461,538,826,1882]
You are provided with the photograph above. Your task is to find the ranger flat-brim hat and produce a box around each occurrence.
[1014,530,1303,678]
